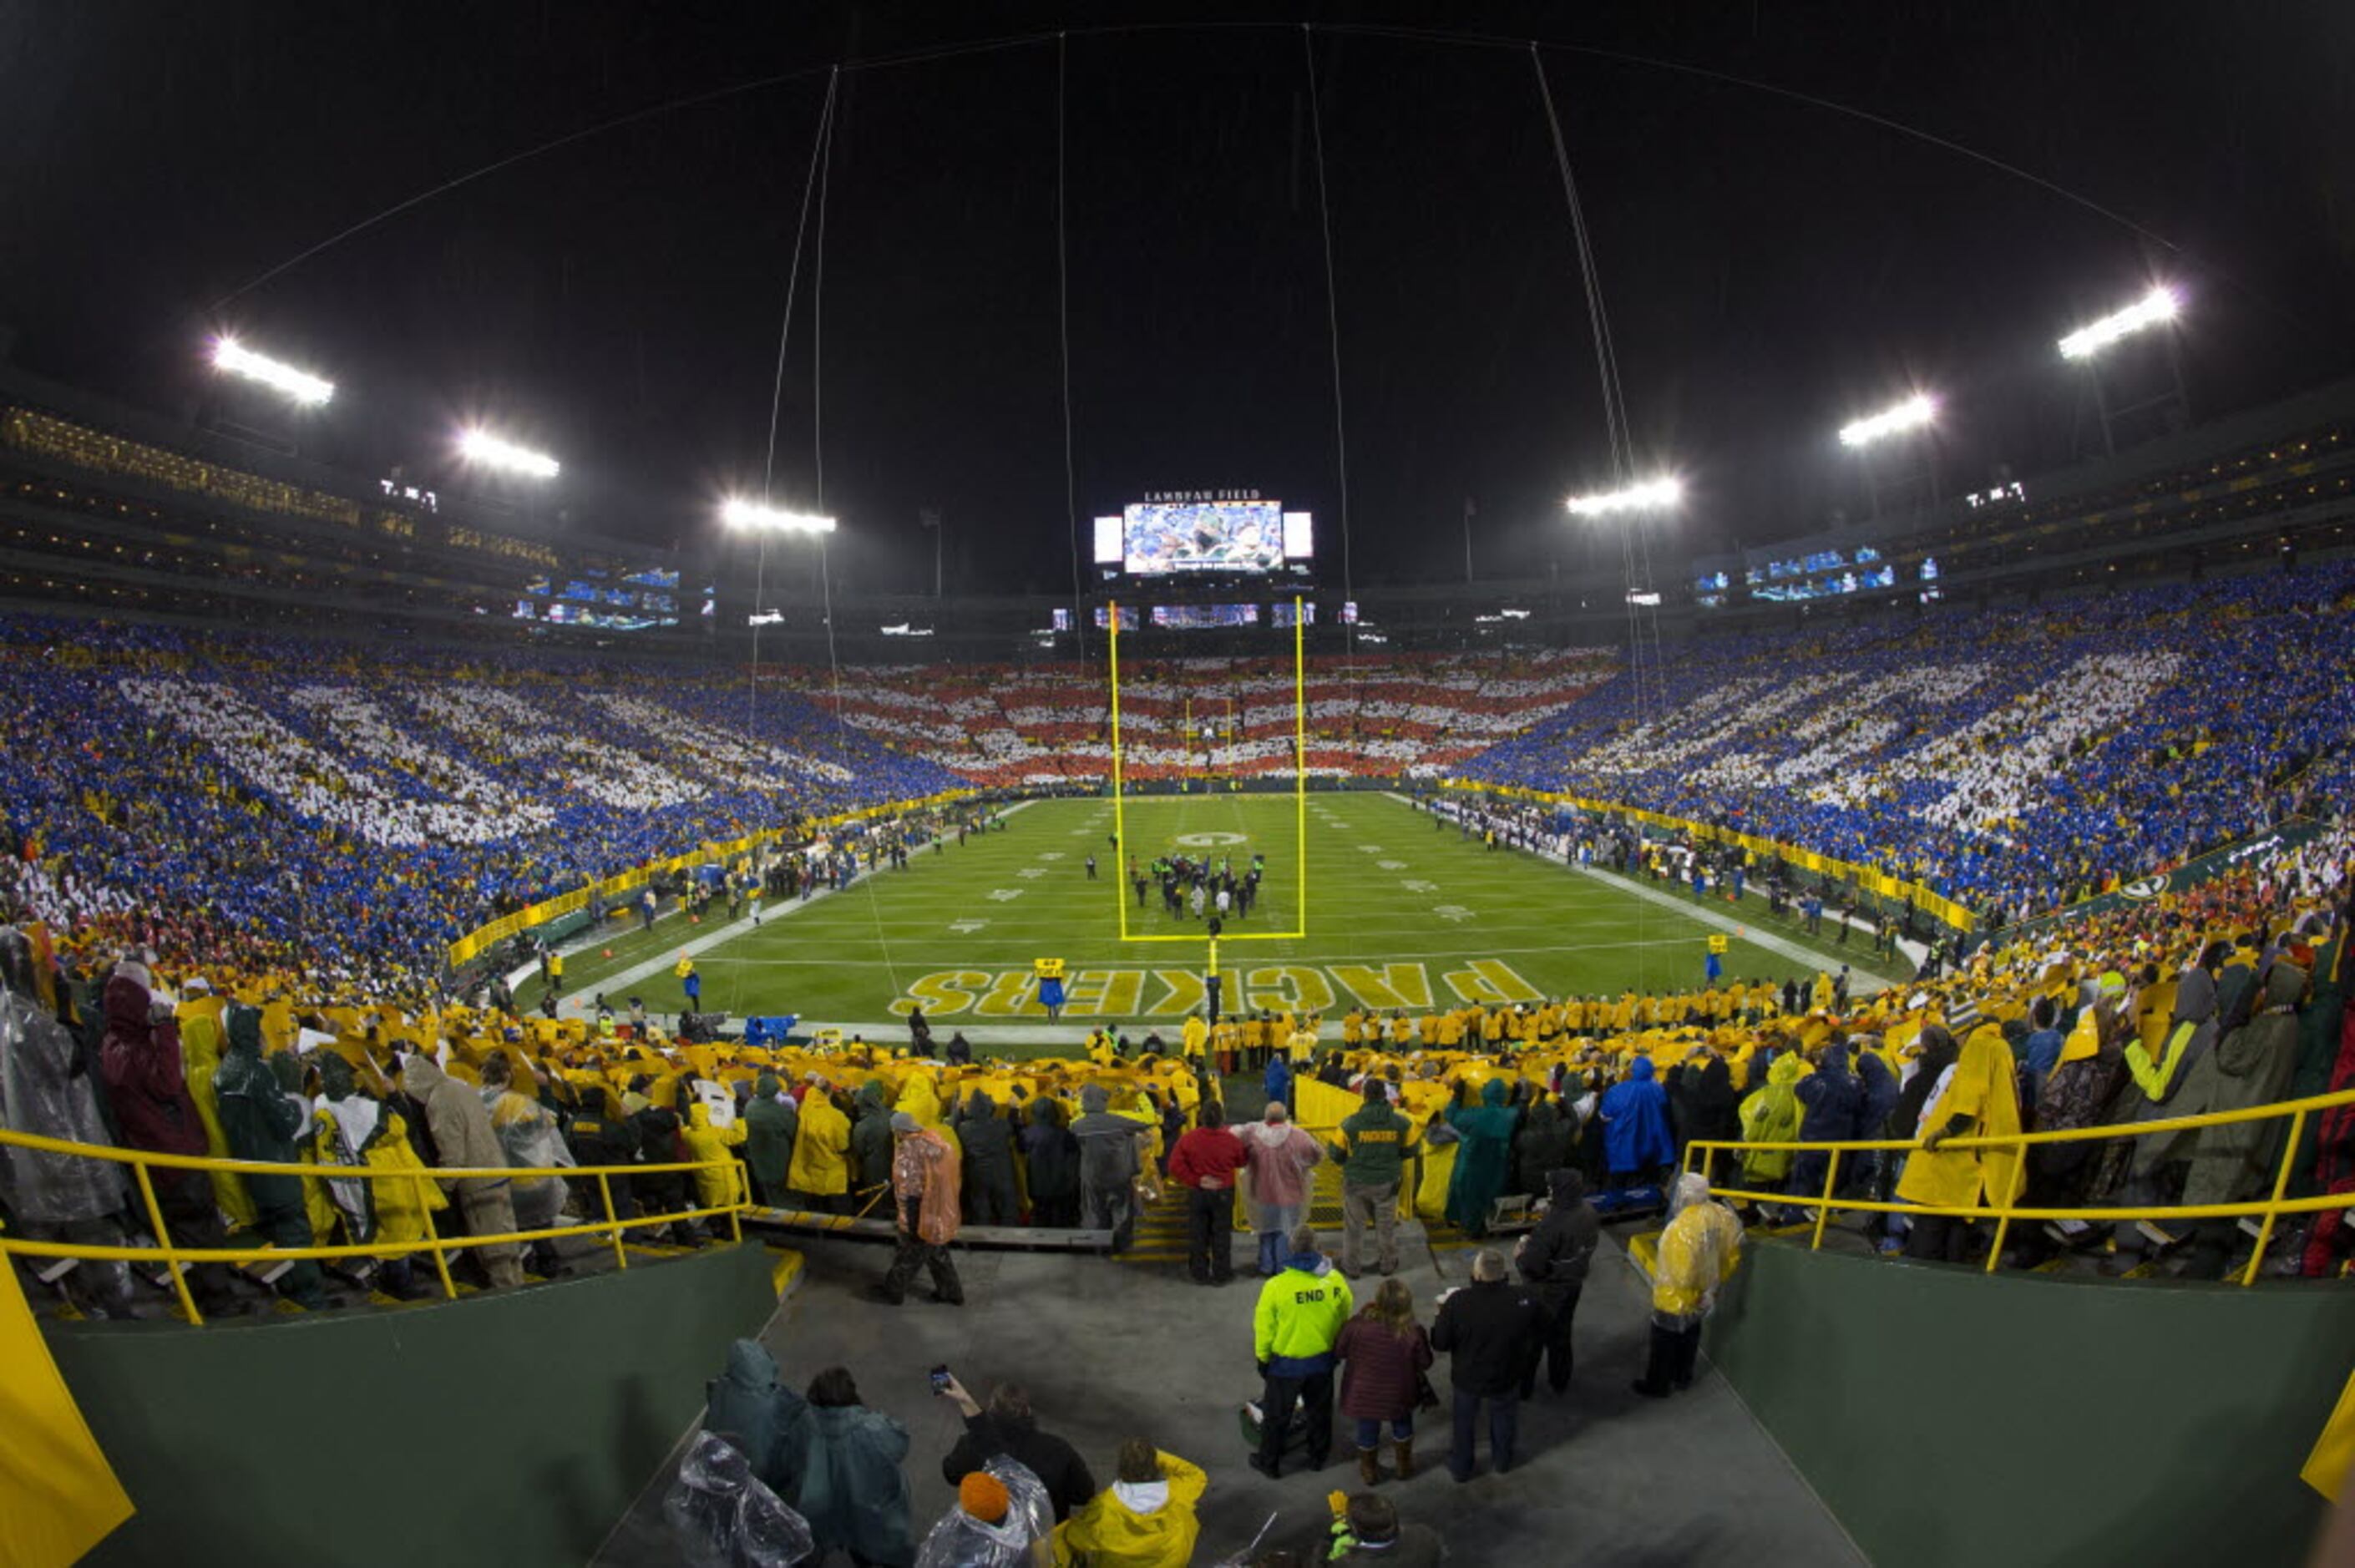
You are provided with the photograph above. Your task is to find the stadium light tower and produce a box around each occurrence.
[723,498,836,534]
[2060,286,2187,458]
[2059,285,2180,361]
[458,428,560,478]
[210,336,334,407]
[1837,393,1937,449]
[1566,476,1683,517]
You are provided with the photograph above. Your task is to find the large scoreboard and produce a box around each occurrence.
[1092,490,1312,577]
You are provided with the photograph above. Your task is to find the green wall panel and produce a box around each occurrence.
[1709,1242,2354,1568]
[48,1246,775,1567]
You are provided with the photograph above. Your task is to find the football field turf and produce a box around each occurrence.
[550,794,1892,1050]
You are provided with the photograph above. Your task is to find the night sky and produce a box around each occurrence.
[3,2,2352,594]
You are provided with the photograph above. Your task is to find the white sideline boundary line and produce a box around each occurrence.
[547,800,1041,1014]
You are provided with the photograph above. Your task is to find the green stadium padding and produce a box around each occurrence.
[1707,1239,2353,1567]
[49,1244,775,1566]
[529,908,595,948]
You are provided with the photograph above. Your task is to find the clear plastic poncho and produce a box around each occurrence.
[912,1457,1051,1568]
[665,1431,818,1568]
[0,928,129,1225]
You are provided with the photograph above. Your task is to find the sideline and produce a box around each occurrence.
[546,799,1041,1014]
[1569,862,1898,994]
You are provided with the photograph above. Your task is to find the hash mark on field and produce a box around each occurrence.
[1377,859,1406,870]
[1037,851,1066,860]
[1401,879,1437,893]
[948,919,988,934]
[1355,845,1385,854]
[1433,905,1475,923]
[1015,867,1047,879]
[988,889,1025,902]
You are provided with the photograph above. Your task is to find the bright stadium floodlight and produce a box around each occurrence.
[210,336,334,406]
[723,498,836,534]
[1838,393,1937,448]
[2059,285,2180,361]
[1566,475,1683,517]
[458,428,560,478]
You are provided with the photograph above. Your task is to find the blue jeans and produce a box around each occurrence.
[1449,1387,1518,1478]
[1354,1415,1412,1449]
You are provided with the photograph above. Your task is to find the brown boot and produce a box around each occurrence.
[1358,1448,1383,1485]
[1392,1437,1415,1480]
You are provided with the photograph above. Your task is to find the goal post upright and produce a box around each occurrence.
[1109,600,1130,942]
[1107,593,1308,946]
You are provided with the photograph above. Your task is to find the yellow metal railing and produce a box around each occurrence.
[1684,1084,2355,1287]
[0,1126,749,1324]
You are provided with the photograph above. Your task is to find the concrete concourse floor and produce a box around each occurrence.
[598,1220,1861,1565]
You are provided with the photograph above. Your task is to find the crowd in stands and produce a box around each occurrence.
[1461,564,2355,925]
[780,651,1616,787]
[0,614,965,999]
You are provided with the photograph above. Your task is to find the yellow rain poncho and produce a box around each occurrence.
[1652,1173,1743,1321]
[1738,1052,1806,1185]
[682,1102,748,1208]
[787,1089,852,1196]
[1896,1024,2023,1212]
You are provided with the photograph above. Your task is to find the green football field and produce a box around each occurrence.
[548,794,1892,1048]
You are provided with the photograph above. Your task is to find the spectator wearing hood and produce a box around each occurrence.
[1515,1168,1598,1397]
[1897,1024,2022,1266]
[2171,959,2308,1277]
[1632,1173,1743,1398]
[877,1111,963,1306]
[99,961,238,1313]
[939,1378,1097,1525]
[848,1080,895,1204]
[788,1082,853,1214]
[482,1051,580,1277]
[213,1004,327,1308]
[1022,1097,1081,1228]
[914,1460,1051,1568]
[1789,1042,1863,1207]
[1442,1078,1520,1238]
[403,1049,527,1289]
[2103,969,2221,1267]
[663,1429,815,1568]
[796,1366,916,1568]
[1239,1102,1324,1277]
[1846,1047,1903,1198]
[0,926,134,1316]
[703,1338,812,1501]
[1511,1096,1575,1201]
[310,1051,441,1300]
[1679,1053,1740,1184]
[1071,1085,1152,1251]
[743,1071,798,1206]
[1052,1440,1207,1568]
[957,1091,1020,1227]
[1598,1057,1673,1191]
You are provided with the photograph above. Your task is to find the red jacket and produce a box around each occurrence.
[1335,1316,1434,1421]
[1167,1125,1248,1191]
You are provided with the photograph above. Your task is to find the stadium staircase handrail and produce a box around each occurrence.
[0,1127,747,1325]
[1684,1084,2355,1287]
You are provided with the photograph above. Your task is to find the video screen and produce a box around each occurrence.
[1123,500,1284,574]
[1093,517,1123,565]
[1151,603,1261,630]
